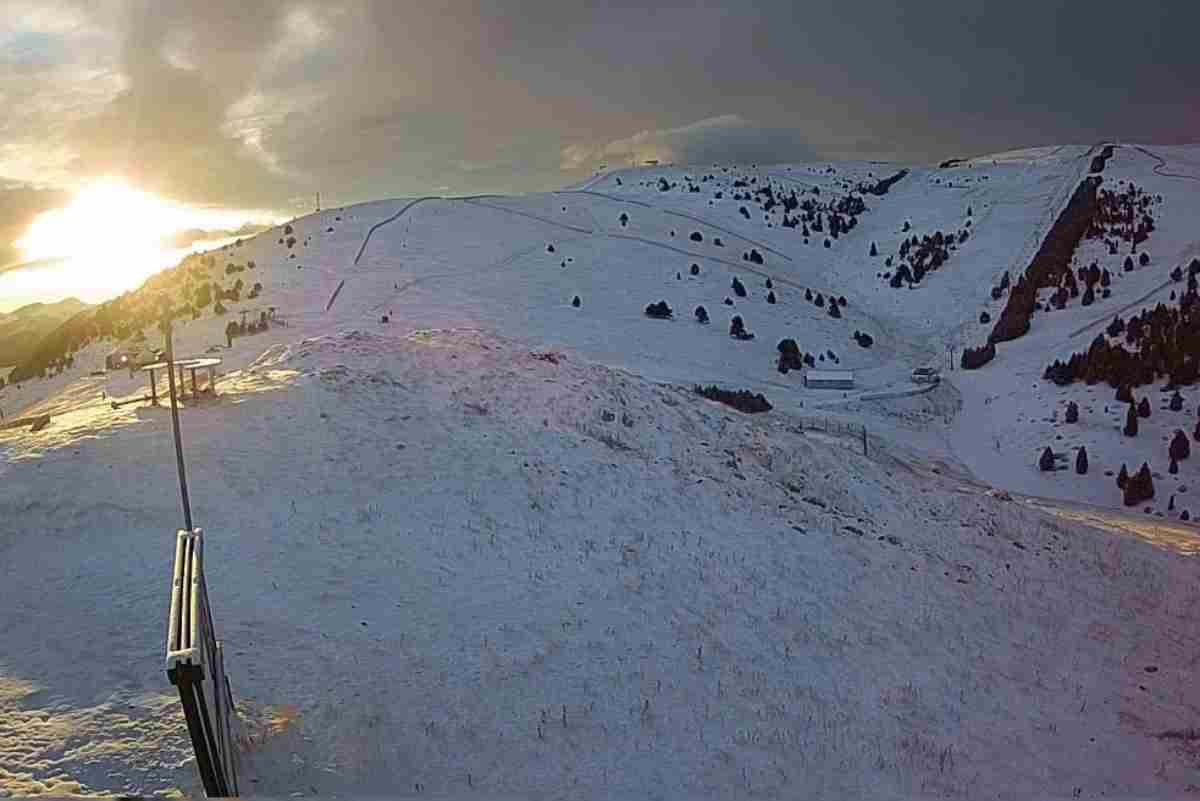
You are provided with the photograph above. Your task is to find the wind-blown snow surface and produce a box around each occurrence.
[5,329,1200,799]
[4,147,1200,798]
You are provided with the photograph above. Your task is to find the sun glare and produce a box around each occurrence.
[19,178,207,264]
[4,177,277,311]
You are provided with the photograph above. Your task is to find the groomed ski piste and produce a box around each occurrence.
[4,143,1200,799]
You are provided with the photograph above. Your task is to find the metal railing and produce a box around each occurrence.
[166,529,239,797]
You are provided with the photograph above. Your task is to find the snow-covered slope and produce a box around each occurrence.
[4,146,1200,799]
[5,329,1200,799]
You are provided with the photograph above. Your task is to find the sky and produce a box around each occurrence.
[0,0,1196,236]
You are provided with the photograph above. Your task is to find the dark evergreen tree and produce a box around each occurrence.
[1170,391,1184,411]
[729,315,754,340]
[1065,401,1079,423]
[1076,446,1088,474]
[1139,251,1150,266]
[1171,429,1191,461]
[732,277,747,297]
[1039,447,1055,471]
[1170,457,1180,475]
[1125,402,1139,436]
[767,291,777,304]
[828,302,841,319]
[980,311,991,324]
[644,301,673,319]
[1081,285,1095,306]
[695,305,709,324]
[870,242,878,257]
[777,339,803,373]
[690,263,700,276]
[572,295,581,308]
[1138,397,1151,418]
[1123,462,1155,507]
[1117,463,1129,489]
[961,342,996,369]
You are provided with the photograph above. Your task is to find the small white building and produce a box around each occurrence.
[803,369,855,390]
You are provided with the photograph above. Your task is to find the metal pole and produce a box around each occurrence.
[163,322,194,531]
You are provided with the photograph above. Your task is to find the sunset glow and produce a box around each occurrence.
[2,177,278,311]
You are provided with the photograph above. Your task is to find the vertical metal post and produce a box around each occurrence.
[163,322,194,531]
[150,370,158,405]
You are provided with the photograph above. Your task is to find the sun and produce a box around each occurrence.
[16,178,187,266]
[4,177,276,308]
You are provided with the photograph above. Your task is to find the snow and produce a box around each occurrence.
[4,145,1200,799]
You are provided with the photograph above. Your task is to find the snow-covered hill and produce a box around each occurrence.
[3,145,1200,799]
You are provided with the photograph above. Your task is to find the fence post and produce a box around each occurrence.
[862,426,868,457]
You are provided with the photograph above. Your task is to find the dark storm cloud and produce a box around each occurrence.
[5,0,1197,209]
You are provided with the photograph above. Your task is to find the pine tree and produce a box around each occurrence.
[1117,463,1129,489]
[1039,447,1055,471]
[572,295,581,308]
[1138,397,1151,418]
[1125,403,1139,436]
[767,291,777,304]
[870,242,877,257]
[1128,462,1155,505]
[1076,446,1088,474]
[1170,391,1184,411]
[1170,458,1179,475]
[1171,429,1191,461]
[1065,401,1079,423]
